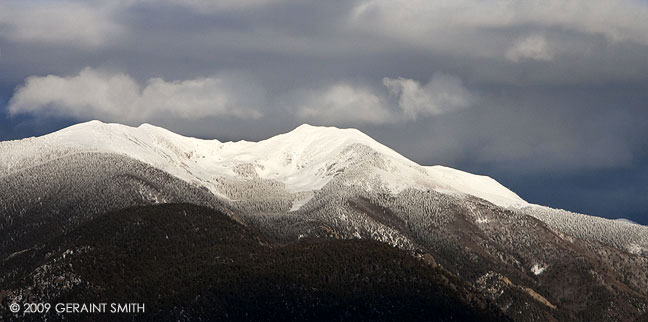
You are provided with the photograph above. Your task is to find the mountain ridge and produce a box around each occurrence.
[1,120,527,208]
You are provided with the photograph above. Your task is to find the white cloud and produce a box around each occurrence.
[9,68,473,127]
[296,84,395,125]
[506,35,554,62]
[351,0,648,51]
[0,0,285,49]
[8,67,263,122]
[0,1,121,48]
[383,74,474,120]
[159,0,284,11]
[296,74,474,125]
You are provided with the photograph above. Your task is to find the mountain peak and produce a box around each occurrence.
[288,123,367,138]
[57,120,129,134]
[274,123,406,163]
[138,122,157,129]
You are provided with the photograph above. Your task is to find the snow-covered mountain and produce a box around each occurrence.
[1,121,646,250]
[2,121,648,321]
[1,120,525,207]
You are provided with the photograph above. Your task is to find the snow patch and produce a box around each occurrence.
[476,217,489,224]
[290,194,314,212]
[627,244,644,255]
[615,218,640,225]
[531,263,547,275]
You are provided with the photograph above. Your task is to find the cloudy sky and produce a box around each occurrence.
[1,0,647,224]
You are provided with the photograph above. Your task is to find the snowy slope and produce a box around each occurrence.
[0,121,526,208]
[425,166,526,208]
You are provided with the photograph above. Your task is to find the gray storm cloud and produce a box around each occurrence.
[0,1,121,48]
[351,0,648,52]
[505,35,555,63]
[144,0,287,11]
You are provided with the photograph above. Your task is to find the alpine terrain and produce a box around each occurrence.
[1,121,647,321]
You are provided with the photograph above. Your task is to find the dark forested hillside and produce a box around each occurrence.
[1,203,507,322]
[0,153,226,259]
